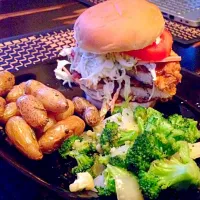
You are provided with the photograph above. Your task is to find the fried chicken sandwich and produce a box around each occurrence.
[55,0,182,113]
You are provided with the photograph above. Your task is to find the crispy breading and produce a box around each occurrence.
[155,62,182,96]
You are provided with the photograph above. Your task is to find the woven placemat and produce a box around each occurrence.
[0,27,75,72]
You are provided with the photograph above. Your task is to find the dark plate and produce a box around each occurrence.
[1,61,200,200]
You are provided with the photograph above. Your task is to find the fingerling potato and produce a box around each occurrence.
[73,96,90,114]
[25,80,45,96]
[39,115,85,154]
[34,87,68,113]
[84,107,101,127]
[0,71,15,97]
[37,113,57,136]
[73,97,100,127]
[17,95,48,128]
[6,82,26,103]
[55,99,74,121]
[5,116,43,160]
[0,97,6,118]
[0,102,20,124]
[25,80,68,113]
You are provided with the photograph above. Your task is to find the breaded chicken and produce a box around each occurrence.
[155,62,182,95]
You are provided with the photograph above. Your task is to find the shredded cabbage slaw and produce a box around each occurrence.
[55,46,157,110]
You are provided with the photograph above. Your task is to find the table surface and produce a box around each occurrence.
[0,0,200,199]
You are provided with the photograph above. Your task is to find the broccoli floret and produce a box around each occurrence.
[99,146,128,169]
[58,135,81,158]
[97,164,143,199]
[139,142,200,199]
[126,131,176,172]
[126,107,200,172]
[72,139,96,154]
[113,130,138,147]
[96,166,116,196]
[100,121,119,154]
[134,106,147,134]
[97,187,114,196]
[109,155,127,169]
[99,155,110,165]
[134,106,167,134]
[169,114,200,143]
[100,121,137,154]
[87,154,105,178]
[68,151,94,174]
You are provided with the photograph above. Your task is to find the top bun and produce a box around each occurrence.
[74,0,165,54]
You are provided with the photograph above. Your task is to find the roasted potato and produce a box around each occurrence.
[6,82,26,103]
[25,80,68,113]
[25,80,45,96]
[0,97,6,118]
[73,97,100,127]
[17,95,48,128]
[5,116,43,160]
[39,115,85,154]
[37,113,57,136]
[0,102,20,124]
[0,71,15,97]
[55,99,74,121]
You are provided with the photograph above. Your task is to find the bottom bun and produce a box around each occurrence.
[85,94,157,110]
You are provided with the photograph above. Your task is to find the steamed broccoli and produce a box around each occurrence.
[59,134,96,160]
[97,164,143,198]
[113,130,138,147]
[59,135,96,174]
[126,106,200,172]
[100,121,137,154]
[72,139,96,154]
[59,135,81,159]
[68,150,94,174]
[96,165,116,196]
[134,106,147,134]
[100,121,119,154]
[169,114,200,143]
[126,130,176,172]
[134,107,200,143]
[109,155,127,169]
[99,154,127,169]
[139,142,200,199]
[87,154,105,178]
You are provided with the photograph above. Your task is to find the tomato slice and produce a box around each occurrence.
[123,29,173,61]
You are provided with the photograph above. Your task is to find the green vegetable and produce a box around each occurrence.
[112,97,132,115]
[99,155,110,165]
[100,121,137,154]
[168,114,200,143]
[72,139,96,154]
[87,154,105,178]
[97,164,143,200]
[139,142,200,199]
[113,130,138,147]
[68,150,94,174]
[126,107,200,172]
[134,106,147,134]
[59,135,81,159]
[96,165,116,196]
[100,121,119,154]
[126,131,176,172]
[99,147,128,169]
[109,155,127,169]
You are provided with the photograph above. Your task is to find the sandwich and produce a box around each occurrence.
[55,0,182,113]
